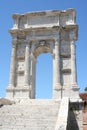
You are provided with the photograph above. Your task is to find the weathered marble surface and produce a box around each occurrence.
[7,9,79,100]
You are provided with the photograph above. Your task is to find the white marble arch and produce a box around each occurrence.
[6,9,79,100]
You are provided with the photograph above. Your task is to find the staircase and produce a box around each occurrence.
[0,99,60,130]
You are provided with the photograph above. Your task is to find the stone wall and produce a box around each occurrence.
[67,102,83,130]
[82,103,87,130]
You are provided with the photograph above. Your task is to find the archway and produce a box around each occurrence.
[7,9,79,100]
[36,53,53,99]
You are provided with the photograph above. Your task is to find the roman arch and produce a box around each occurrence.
[6,9,79,99]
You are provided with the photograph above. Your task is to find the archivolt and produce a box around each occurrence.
[33,45,53,58]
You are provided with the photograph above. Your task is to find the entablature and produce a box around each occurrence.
[9,24,78,42]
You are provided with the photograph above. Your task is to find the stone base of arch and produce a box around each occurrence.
[53,86,80,100]
[6,87,32,100]
[6,85,80,100]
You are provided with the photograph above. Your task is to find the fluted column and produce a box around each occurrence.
[24,43,31,87]
[53,38,61,90]
[71,40,77,87]
[9,41,17,87]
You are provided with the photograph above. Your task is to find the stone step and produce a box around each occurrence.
[15,99,60,105]
[0,126,55,130]
[0,109,58,117]
[0,99,60,130]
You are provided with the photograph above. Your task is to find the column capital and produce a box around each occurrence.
[12,39,17,46]
[54,83,61,90]
[12,43,17,48]
[26,39,31,44]
[26,42,30,47]
[25,43,31,60]
[54,38,59,41]
[70,39,76,44]
[54,38,60,46]
[31,53,37,63]
[71,40,76,55]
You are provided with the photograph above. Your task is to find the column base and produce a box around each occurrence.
[53,89,62,99]
[53,83,62,99]
[6,86,32,100]
[71,84,80,90]
[54,83,61,90]
[53,84,80,99]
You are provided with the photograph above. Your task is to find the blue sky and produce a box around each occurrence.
[0,0,87,98]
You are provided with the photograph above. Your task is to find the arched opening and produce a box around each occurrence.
[36,53,53,99]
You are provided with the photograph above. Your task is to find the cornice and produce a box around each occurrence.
[12,9,76,18]
[9,25,78,35]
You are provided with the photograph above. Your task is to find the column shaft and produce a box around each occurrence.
[24,43,30,86]
[9,43,16,87]
[31,59,36,98]
[71,40,77,85]
[53,39,61,90]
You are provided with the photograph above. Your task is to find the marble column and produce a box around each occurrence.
[71,40,77,87]
[53,38,61,90]
[9,42,17,87]
[24,43,30,87]
[31,56,36,99]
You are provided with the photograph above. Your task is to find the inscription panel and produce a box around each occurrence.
[27,16,59,27]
